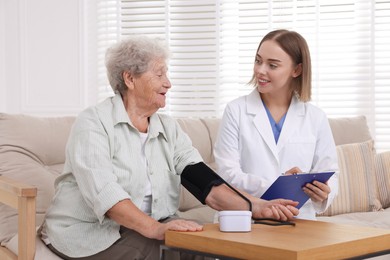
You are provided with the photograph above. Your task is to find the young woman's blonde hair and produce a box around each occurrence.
[249,29,312,102]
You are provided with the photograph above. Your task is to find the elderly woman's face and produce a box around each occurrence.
[133,58,171,110]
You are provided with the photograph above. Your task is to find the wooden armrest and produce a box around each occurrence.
[0,176,37,260]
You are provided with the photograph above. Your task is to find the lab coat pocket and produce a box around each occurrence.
[283,136,316,170]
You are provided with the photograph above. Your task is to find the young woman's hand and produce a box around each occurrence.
[284,166,302,175]
[303,181,331,203]
[284,167,331,202]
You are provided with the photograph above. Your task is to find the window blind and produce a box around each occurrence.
[96,0,390,151]
[166,1,221,117]
[374,0,390,151]
[97,0,119,101]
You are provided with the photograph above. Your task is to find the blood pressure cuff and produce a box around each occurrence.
[181,162,224,204]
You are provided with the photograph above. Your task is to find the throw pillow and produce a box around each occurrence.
[328,116,372,146]
[319,140,382,216]
[375,151,390,208]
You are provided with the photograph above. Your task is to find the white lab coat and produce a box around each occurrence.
[214,89,339,220]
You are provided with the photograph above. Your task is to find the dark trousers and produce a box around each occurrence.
[46,218,209,260]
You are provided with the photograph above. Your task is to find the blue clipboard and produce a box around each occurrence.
[260,171,335,209]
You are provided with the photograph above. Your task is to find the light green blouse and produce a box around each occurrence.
[43,94,202,257]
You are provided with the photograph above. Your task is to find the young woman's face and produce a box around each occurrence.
[254,40,300,96]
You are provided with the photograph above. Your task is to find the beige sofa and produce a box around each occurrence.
[0,113,389,259]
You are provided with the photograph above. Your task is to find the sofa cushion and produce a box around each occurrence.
[328,116,372,146]
[0,113,75,244]
[176,118,213,164]
[319,140,383,216]
[176,118,220,216]
[6,232,61,260]
[317,209,390,229]
[176,204,216,224]
[375,151,390,208]
[200,118,221,163]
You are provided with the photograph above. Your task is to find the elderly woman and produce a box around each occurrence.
[40,35,299,260]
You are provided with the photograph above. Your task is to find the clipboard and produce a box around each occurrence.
[260,171,335,209]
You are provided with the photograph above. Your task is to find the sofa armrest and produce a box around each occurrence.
[0,176,37,260]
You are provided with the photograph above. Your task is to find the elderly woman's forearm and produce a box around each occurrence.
[205,184,253,211]
[106,199,162,239]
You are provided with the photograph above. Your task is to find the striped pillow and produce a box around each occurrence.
[320,140,382,216]
[375,151,390,208]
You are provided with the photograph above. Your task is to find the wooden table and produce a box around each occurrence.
[163,219,390,259]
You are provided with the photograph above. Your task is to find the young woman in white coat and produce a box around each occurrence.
[214,29,339,220]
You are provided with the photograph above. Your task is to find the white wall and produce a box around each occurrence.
[0,0,7,112]
[0,0,97,116]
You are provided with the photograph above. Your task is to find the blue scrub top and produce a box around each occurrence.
[264,104,287,144]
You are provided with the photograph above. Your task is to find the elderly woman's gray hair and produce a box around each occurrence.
[105,35,169,95]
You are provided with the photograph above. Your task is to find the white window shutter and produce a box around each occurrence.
[374,0,390,151]
[97,0,119,101]
[167,1,220,117]
[95,0,390,151]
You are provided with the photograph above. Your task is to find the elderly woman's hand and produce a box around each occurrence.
[252,199,299,221]
[151,219,203,240]
[205,184,299,221]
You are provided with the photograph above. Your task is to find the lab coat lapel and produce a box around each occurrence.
[246,90,279,163]
[277,95,305,151]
